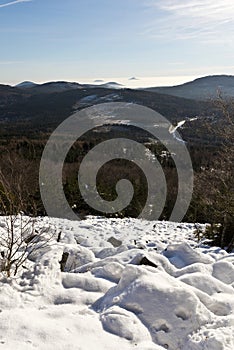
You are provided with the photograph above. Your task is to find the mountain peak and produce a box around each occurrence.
[16,81,38,88]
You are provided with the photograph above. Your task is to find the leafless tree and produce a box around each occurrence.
[0,151,53,277]
[194,93,234,251]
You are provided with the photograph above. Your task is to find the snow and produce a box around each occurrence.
[169,120,186,134]
[77,93,122,108]
[0,216,233,349]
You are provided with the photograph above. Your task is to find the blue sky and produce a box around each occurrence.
[1,0,234,86]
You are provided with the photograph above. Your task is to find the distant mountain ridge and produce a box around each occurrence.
[15,81,83,93]
[143,75,234,100]
[14,80,123,94]
[13,75,234,100]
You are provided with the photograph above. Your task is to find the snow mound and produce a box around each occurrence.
[100,305,152,342]
[163,242,214,268]
[212,260,234,285]
[94,265,214,349]
[62,245,96,271]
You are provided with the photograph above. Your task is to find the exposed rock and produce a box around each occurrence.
[59,252,69,272]
[139,256,158,268]
[107,237,122,248]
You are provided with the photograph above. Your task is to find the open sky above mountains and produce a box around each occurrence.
[1,0,234,85]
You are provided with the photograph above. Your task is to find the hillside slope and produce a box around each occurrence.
[144,75,234,100]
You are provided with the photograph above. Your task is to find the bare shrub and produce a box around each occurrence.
[0,152,52,277]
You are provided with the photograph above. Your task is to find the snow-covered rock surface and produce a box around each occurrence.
[0,216,233,350]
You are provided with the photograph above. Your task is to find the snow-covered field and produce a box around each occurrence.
[0,216,233,350]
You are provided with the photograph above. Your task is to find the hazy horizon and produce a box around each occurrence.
[5,74,203,88]
[6,73,234,89]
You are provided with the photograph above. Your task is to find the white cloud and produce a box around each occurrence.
[145,0,234,42]
[0,0,31,8]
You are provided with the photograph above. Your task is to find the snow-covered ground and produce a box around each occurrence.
[0,216,233,350]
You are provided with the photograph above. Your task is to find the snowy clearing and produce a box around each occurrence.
[0,216,233,350]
